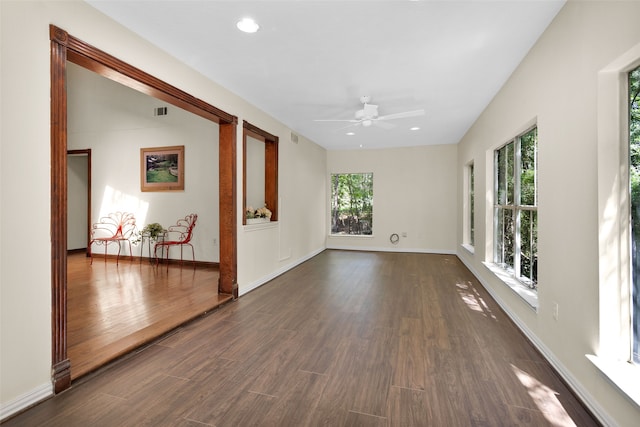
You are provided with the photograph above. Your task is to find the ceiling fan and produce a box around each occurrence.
[313,96,425,130]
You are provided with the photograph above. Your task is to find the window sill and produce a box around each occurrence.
[586,355,640,407]
[461,243,475,254]
[243,221,278,232]
[482,262,538,310]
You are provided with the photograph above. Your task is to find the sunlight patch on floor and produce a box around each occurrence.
[511,364,576,427]
[456,281,497,320]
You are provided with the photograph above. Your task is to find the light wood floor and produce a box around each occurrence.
[5,251,598,426]
[67,252,231,379]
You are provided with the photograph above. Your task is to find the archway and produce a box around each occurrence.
[50,25,237,393]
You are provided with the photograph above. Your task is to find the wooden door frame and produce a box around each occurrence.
[50,25,238,393]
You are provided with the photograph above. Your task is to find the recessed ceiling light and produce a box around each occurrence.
[410,127,420,131]
[359,144,364,148]
[237,17,259,33]
[346,132,355,136]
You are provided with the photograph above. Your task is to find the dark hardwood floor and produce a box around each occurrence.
[66,252,231,379]
[4,251,599,426]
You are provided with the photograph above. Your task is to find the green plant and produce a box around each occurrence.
[132,222,165,244]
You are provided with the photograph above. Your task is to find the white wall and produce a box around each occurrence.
[456,1,640,426]
[238,132,327,295]
[67,63,220,262]
[0,0,327,418]
[327,145,458,254]
[67,154,89,250]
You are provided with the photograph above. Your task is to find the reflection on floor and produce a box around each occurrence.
[67,252,230,379]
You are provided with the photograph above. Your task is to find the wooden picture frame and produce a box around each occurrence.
[140,145,185,191]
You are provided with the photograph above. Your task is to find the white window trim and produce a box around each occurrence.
[489,125,538,305]
[329,172,374,237]
[594,41,640,407]
[463,160,475,249]
[483,261,538,309]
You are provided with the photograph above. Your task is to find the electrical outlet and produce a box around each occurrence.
[213,238,217,246]
[402,232,407,238]
[552,302,559,321]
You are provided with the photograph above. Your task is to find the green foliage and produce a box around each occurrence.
[331,173,373,235]
[495,127,538,289]
[630,66,640,239]
[132,222,165,244]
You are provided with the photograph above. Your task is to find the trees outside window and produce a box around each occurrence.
[494,127,538,289]
[331,173,373,235]
[628,64,640,363]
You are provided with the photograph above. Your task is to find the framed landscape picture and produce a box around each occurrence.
[140,145,185,192]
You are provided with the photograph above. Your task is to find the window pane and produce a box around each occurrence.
[520,128,538,206]
[629,64,640,364]
[330,173,373,236]
[470,163,475,246]
[519,209,538,289]
[506,142,514,205]
[496,142,514,205]
[494,129,536,292]
[496,207,514,269]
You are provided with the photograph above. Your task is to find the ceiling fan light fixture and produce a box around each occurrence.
[236,17,260,33]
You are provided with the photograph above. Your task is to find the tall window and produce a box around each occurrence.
[494,127,538,290]
[330,173,373,235]
[628,64,640,363]
[469,162,475,246]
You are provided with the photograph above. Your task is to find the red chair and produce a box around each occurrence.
[154,214,198,268]
[88,212,137,265]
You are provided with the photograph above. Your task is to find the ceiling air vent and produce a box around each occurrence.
[154,107,168,116]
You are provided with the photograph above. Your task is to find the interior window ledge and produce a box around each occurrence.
[243,221,278,232]
[482,262,538,310]
[461,243,475,254]
[586,355,640,407]
[328,234,374,239]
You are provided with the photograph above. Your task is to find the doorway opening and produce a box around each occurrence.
[50,25,238,392]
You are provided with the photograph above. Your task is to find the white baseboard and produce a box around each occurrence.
[457,255,617,427]
[239,247,325,296]
[0,382,52,422]
[325,244,456,255]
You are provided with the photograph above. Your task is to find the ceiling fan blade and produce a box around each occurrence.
[313,119,359,123]
[333,122,361,131]
[372,120,396,130]
[377,109,425,121]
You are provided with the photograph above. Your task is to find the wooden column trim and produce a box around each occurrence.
[265,137,279,222]
[219,122,237,298]
[50,25,70,393]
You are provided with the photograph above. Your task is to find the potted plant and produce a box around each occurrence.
[132,222,166,244]
[245,205,272,224]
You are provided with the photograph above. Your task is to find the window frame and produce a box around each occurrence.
[592,42,640,406]
[492,125,538,291]
[329,172,374,236]
[627,63,640,364]
[242,121,278,225]
[463,161,475,252]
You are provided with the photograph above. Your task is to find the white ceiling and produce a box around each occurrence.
[85,0,565,151]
